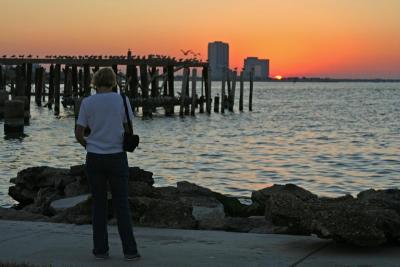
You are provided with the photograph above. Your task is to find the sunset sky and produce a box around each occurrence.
[1,0,400,78]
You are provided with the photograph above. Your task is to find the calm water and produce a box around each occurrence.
[1,82,399,207]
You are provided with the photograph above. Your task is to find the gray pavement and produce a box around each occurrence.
[0,220,399,267]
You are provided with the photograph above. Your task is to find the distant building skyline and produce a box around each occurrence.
[243,57,270,80]
[208,41,229,80]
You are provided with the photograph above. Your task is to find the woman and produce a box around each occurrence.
[75,67,140,260]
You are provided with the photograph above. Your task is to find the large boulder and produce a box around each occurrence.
[51,196,93,225]
[129,167,154,186]
[263,185,400,246]
[129,197,197,229]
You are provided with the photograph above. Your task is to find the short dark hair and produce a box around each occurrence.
[91,67,117,88]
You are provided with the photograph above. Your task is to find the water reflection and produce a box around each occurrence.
[1,82,400,207]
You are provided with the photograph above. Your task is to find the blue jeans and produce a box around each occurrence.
[85,152,138,255]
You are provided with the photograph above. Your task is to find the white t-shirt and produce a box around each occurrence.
[76,92,134,154]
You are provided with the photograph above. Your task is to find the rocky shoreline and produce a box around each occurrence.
[1,165,400,247]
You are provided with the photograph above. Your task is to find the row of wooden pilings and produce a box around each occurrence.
[0,62,254,137]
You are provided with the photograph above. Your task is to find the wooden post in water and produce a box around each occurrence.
[54,64,61,115]
[78,68,84,97]
[150,67,159,98]
[127,64,138,98]
[26,63,32,110]
[221,69,226,114]
[214,95,220,113]
[239,71,244,112]
[4,100,24,136]
[191,68,197,116]
[180,68,189,117]
[0,90,9,119]
[63,66,72,105]
[229,71,237,112]
[15,65,25,97]
[165,65,174,116]
[0,65,3,90]
[140,64,151,118]
[83,64,91,96]
[203,66,211,114]
[14,96,29,125]
[35,67,43,106]
[162,67,168,96]
[226,69,231,110]
[72,65,78,97]
[112,64,118,92]
[48,65,54,108]
[249,67,254,111]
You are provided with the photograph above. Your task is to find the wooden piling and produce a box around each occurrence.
[191,68,197,116]
[239,71,244,112]
[35,67,43,106]
[203,66,211,114]
[26,63,32,109]
[83,64,91,96]
[229,71,237,112]
[63,66,73,102]
[15,65,25,97]
[249,68,254,111]
[162,67,168,96]
[112,64,118,92]
[54,64,61,115]
[72,65,78,97]
[0,65,3,90]
[180,68,189,117]
[165,65,175,116]
[78,68,84,97]
[48,65,54,108]
[4,100,25,135]
[127,65,138,98]
[14,96,30,125]
[221,70,226,114]
[226,69,231,110]
[150,67,159,98]
[214,95,220,113]
[0,90,9,119]
[140,64,151,117]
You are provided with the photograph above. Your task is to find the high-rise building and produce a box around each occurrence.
[208,41,229,80]
[243,57,270,80]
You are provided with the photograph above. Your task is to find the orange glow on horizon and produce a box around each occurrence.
[275,75,283,80]
[1,0,400,79]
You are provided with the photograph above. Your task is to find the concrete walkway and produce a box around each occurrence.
[0,220,399,267]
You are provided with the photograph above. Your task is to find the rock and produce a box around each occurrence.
[69,164,85,177]
[51,196,92,225]
[8,185,36,205]
[252,184,318,210]
[264,185,400,246]
[179,196,225,222]
[128,181,158,197]
[357,189,400,214]
[50,194,91,213]
[177,181,249,217]
[177,181,213,196]
[0,207,47,221]
[129,167,154,186]
[64,181,89,197]
[153,186,179,200]
[214,193,250,217]
[129,197,197,229]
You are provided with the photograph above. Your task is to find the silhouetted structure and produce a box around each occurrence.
[208,41,229,80]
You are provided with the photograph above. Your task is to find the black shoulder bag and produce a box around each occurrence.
[121,93,139,152]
